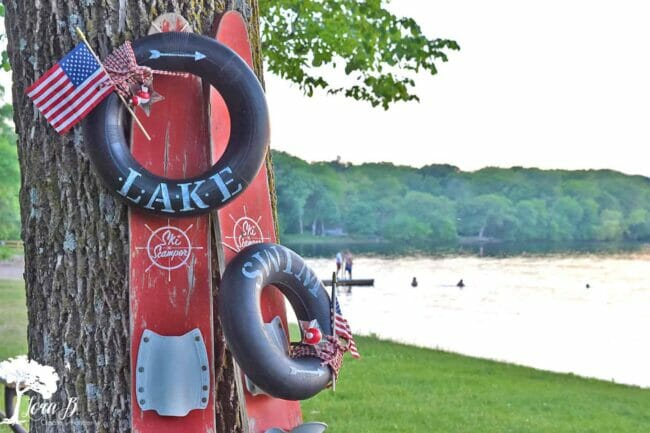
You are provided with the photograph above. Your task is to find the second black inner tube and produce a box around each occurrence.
[219,243,333,400]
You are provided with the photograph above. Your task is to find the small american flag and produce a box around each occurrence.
[26,43,114,134]
[333,296,360,358]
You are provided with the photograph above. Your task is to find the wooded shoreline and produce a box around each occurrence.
[273,150,650,245]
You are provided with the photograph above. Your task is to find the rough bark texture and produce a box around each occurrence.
[3,1,264,432]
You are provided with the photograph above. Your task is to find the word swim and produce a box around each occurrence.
[116,166,243,213]
[241,246,322,298]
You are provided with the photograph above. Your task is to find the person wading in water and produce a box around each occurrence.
[335,251,343,278]
[343,251,354,293]
[344,251,353,280]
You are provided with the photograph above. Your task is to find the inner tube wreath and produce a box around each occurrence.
[84,32,269,216]
[218,243,333,400]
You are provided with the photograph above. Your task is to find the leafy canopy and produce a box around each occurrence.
[260,0,459,109]
[0,3,9,71]
[272,150,650,244]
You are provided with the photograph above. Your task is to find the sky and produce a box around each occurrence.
[264,0,650,176]
[2,2,648,176]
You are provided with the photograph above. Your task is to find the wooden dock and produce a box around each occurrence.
[323,279,374,287]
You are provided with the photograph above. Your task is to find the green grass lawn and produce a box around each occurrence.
[302,335,650,432]
[0,279,28,433]
[1,279,649,432]
[0,279,27,361]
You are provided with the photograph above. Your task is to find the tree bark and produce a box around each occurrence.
[3,1,263,432]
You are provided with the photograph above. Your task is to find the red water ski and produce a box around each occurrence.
[211,11,303,433]
[129,14,216,433]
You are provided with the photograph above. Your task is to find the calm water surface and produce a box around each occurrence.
[288,243,650,388]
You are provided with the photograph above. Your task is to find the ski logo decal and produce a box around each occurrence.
[136,222,204,279]
[222,205,271,253]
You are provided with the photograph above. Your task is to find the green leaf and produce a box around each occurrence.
[1,51,10,72]
[260,0,459,110]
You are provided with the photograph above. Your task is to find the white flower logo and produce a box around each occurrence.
[0,356,59,425]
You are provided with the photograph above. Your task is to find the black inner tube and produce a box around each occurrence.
[218,243,333,401]
[84,32,269,216]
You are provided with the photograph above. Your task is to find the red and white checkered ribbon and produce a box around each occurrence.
[101,41,184,98]
[290,336,348,382]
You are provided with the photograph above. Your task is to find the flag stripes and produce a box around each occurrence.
[26,43,114,134]
[333,296,360,358]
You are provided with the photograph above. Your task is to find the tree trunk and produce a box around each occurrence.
[3,1,264,432]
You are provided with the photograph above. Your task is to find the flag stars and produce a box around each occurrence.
[61,44,100,86]
[28,41,112,134]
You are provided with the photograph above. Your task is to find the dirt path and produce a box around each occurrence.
[0,257,24,280]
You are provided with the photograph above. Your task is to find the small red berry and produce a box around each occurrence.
[304,327,322,345]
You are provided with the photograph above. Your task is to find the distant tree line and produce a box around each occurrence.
[1,144,649,245]
[272,151,650,243]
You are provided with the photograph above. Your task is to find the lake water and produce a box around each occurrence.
[286,242,650,388]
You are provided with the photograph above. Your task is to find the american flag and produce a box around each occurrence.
[26,43,114,134]
[333,296,360,358]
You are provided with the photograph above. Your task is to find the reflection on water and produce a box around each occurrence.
[286,239,650,259]
[291,245,650,388]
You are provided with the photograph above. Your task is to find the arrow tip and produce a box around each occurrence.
[195,51,206,61]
